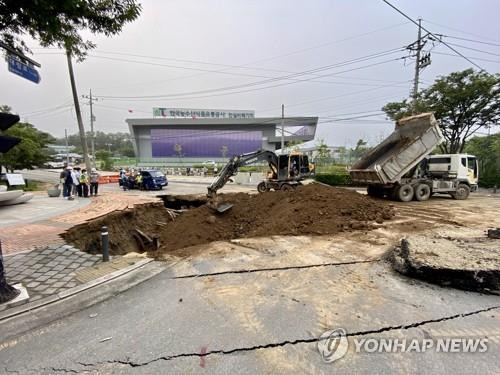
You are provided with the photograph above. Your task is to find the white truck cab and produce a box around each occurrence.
[423,154,478,199]
[427,154,478,186]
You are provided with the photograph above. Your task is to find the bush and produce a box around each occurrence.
[315,173,352,186]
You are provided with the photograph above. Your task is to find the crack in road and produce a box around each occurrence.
[71,305,500,371]
[171,259,380,279]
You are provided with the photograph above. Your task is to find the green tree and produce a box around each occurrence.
[315,139,331,159]
[351,139,369,160]
[382,69,500,153]
[95,150,113,171]
[0,0,142,59]
[465,133,500,188]
[0,122,55,172]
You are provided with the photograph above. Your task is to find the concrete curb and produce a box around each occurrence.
[0,258,165,341]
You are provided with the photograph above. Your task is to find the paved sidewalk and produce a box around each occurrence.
[0,193,160,255]
[1,243,147,314]
[3,245,101,303]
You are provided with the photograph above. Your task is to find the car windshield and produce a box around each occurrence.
[149,170,164,177]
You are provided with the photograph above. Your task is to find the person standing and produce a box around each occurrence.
[74,167,82,197]
[64,166,74,200]
[89,168,100,196]
[80,169,89,197]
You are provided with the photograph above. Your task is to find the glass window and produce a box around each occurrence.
[151,129,262,158]
[461,157,467,167]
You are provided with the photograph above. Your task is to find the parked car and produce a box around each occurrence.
[141,169,168,190]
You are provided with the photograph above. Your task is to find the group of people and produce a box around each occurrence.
[60,165,100,200]
[119,168,142,190]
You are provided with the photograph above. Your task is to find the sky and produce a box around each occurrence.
[1,0,499,147]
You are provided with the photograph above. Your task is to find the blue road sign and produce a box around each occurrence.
[7,56,41,84]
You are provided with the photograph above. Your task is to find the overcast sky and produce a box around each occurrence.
[1,0,498,147]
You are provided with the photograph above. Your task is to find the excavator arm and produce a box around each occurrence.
[207,150,278,198]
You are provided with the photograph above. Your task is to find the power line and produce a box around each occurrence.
[19,100,73,117]
[381,0,486,71]
[438,34,500,48]
[444,41,500,58]
[95,48,405,100]
[97,57,404,103]
[422,19,500,44]
[432,51,500,64]
[257,81,410,114]
[86,21,411,91]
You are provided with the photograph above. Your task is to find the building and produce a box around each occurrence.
[127,110,318,166]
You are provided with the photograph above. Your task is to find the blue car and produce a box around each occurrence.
[141,170,168,190]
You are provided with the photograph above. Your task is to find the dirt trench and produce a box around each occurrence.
[62,184,396,257]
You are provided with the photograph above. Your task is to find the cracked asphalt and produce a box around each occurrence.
[1,233,499,374]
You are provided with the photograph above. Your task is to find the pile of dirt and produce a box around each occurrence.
[63,184,395,256]
[153,183,394,255]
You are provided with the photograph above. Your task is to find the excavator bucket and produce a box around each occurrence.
[214,202,233,213]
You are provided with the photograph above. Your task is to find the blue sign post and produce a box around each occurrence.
[7,56,41,84]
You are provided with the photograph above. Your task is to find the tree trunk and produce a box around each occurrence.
[66,50,92,173]
[0,241,20,304]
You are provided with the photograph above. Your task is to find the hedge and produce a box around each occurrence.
[314,173,352,186]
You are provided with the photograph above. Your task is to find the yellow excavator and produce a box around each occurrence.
[207,149,312,212]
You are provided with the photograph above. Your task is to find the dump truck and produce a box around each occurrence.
[349,113,478,202]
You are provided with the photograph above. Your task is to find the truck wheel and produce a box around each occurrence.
[257,181,268,193]
[452,183,470,200]
[396,184,414,202]
[414,184,431,201]
[280,184,293,191]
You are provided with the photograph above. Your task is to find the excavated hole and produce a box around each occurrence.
[61,184,396,258]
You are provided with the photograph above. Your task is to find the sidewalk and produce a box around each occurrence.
[0,192,160,255]
[0,191,161,317]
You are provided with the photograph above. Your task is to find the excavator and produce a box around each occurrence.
[207,149,312,212]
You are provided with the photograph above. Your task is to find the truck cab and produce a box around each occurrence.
[426,154,478,188]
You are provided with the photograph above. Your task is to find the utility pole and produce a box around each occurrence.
[412,18,422,113]
[82,89,98,167]
[66,49,92,172]
[65,128,69,165]
[281,104,285,151]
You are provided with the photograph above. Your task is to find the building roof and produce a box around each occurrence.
[126,116,318,127]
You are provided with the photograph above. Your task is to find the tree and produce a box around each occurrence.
[382,69,500,153]
[0,106,55,172]
[95,150,113,171]
[0,0,142,60]
[315,139,331,159]
[351,139,369,160]
[1,0,142,175]
[465,133,500,188]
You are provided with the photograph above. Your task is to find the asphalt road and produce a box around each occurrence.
[17,168,256,196]
[1,236,499,374]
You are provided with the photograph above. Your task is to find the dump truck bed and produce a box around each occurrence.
[349,113,444,184]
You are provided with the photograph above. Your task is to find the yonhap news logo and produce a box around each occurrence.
[317,327,488,363]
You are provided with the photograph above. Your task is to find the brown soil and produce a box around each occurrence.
[62,184,395,256]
